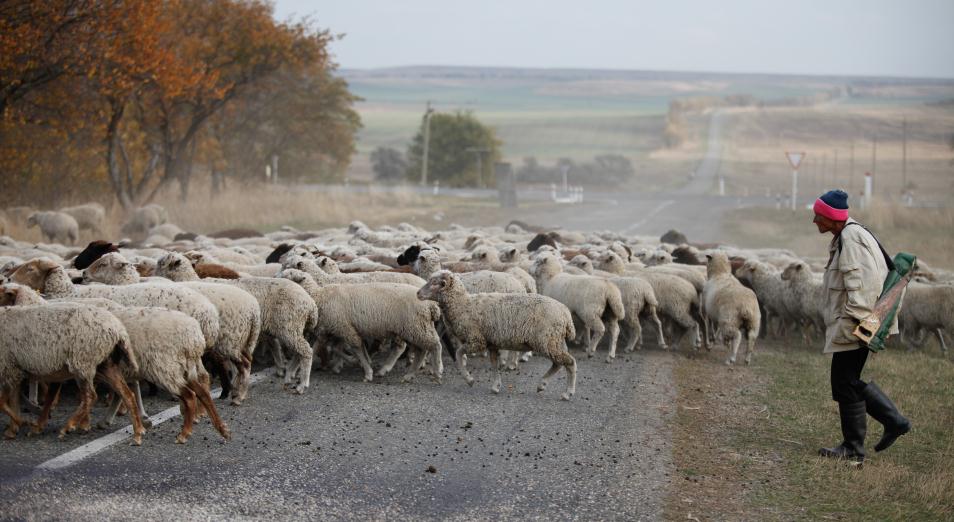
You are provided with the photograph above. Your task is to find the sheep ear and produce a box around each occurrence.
[171,258,181,269]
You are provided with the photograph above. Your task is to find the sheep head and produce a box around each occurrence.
[156,252,198,281]
[84,252,139,285]
[568,254,594,274]
[705,252,732,278]
[417,270,463,303]
[0,283,44,306]
[529,253,562,279]
[9,257,62,292]
[780,262,807,282]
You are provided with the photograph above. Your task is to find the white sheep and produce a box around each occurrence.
[780,261,826,341]
[185,251,281,277]
[59,203,106,235]
[735,259,792,337]
[278,269,442,384]
[84,252,262,405]
[121,204,168,240]
[26,211,79,245]
[898,282,954,354]
[530,252,624,359]
[418,271,578,400]
[310,255,426,286]
[702,253,762,364]
[155,252,318,394]
[0,298,145,444]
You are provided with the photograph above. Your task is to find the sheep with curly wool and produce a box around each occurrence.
[702,253,761,364]
[418,270,578,399]
[155,252,317,394]
[185,251,281,278]
[530,252,624,360]
[595,251,703,349]
[84,253,262,405]
[735,259,792,337]
[569,254,667,353]
[1,284,229,444]
[898,281,954,354]
[26,211,79,245]
[780,261,826,340]
[278,269,442,384]
[0,296,144,443]
[311,255,425,286]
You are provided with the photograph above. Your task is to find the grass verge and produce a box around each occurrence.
[666,339,954,521]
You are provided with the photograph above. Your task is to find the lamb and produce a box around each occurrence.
[185,251,281,278]
[595,251,703,349]
[312,256,426,286]
[121,204,168,240]
[413,249,526,294]
[83,253,262,405]
[155,252,317,394]
[2,284,229,443]
[780,261,826,340]
[59,203,106,235]
[530,252,624,360]
[418,271,578,400]
[0,299,145,444]
[26,211,79,245]
[278,269,442,384]
[702,253,762,365]
[569,254,667,353]
[898,282,954,354]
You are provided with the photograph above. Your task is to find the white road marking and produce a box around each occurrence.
[626,200,675,233]
[36,370,274,471]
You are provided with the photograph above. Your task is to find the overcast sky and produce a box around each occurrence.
[273,0,954,78]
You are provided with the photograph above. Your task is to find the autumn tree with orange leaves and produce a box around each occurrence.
[0,0,359,208]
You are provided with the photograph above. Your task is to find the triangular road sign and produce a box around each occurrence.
[786,151,806,170]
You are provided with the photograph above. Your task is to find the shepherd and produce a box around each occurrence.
[812,189,911,464]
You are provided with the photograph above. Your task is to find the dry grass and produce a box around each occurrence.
[666,339,954,521]
[721,203,954,271]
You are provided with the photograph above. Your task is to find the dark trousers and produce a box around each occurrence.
[831,347,869,403]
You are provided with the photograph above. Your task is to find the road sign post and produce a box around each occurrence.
[785,151,805,211]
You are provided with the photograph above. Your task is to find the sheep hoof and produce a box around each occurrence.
[605,356,614,363]
[400,375,413,384]
[561,392,572,401]
[491,387,500,394]
[4,428,18,440]
[230,398,243,406]
[586,352,594,358]
[725,359,734,366]
[274,369,286,378]
[175,434,188,444]
[142,417,154,429]
[537,384,546,392]
[465,378,475,387]
[293,385,307,395]
[96,420,113,430]
[375,369,388,377]
[221,429,232,441]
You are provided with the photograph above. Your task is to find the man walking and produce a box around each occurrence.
[812,189,911,464]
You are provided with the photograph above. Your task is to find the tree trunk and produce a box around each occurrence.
[104,98,134,210]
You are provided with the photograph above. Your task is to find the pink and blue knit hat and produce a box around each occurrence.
[813,189,849,221]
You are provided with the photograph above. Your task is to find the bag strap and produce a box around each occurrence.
[840,222,896,272]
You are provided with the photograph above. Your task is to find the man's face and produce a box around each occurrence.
[813,213,836,234]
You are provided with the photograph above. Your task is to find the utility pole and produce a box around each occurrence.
[833,149,839,188]
[420,101,434,186]
[849,141,855,194]
[901,116,908,191]
[465,147,490,188]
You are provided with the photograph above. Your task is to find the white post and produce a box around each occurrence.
[719,176,725,196]
[550,183,556,202]
[433,180,440,196]
[421,103,433,186]
[791,169,798,211]
[863,172,872,209]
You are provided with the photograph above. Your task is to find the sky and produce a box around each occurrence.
[272,0,954,79]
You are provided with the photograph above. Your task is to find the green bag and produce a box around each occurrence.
[865,252,917,352]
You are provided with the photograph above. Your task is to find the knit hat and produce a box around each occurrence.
[813,189,849,221]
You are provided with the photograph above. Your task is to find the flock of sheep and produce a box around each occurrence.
[0,203,952,446]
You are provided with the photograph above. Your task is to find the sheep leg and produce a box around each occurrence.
[176,386,197,444]
[489,351,502,394]
[604,319,620,363]
[536,359,561,393]
[270,338,287,378]
[60,378,94,440]
[351,343,375,383]
[1,385,24,440]
[293,338,314,394]
[726,330,742,365]
[97,364,145,446]
[233,354,252,404]
[188,379,230,441]
[97,393,123,430]
[519,351,532,362]
[622,318,641,353]
[648,307,667,349]
[455,346,476,386]
[556,349,577,401]
[32,383,61,435]
[133,381,153,428]
[586,319,605,358]
[744,328,758,365]
[27,380,39,411]
[936,329,949,355]
[377,341,408,377]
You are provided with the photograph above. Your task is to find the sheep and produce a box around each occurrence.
[595,251,703,350]
[418,271,578,400]
[735,259,792,337]
[59,203,106,235]
[312,256,426,286]
[413,249,525,294]
[780,261,826,341]
[569,254,667,353]
[2,284,229,443]
[898,282,954,354]
[26,211,79,245]
[702,253,762,364]
[84,253,262,405]
[121,204,168,240]
[278,269,442,384]
[155,252,317,394]
[185,251,280,278]
[530,252,624,360]
[0,299,145,444]
[8,258,221,356]
[73,240,120,269]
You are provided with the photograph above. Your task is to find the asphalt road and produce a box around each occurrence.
[0,347,676,520]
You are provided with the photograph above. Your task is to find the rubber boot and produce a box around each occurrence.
[819,401,866,463]
[862,381,911,452]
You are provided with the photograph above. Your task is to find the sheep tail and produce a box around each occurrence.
[428,302,442,323]
[564,315,577,342]
[608,289,625,320]
[111,338,139,374]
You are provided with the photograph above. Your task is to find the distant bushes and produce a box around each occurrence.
[516,155,635,186]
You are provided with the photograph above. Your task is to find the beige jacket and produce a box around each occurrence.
[823,218,896,353]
